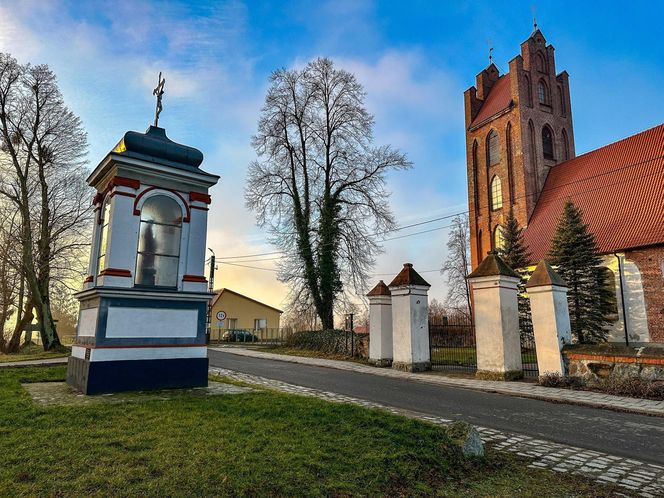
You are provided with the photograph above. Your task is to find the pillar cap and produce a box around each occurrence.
[367,280,391,297]
[467,251,520,279]
[526,260,567,289]
[388,263,431,288]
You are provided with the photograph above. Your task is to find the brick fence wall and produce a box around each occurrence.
[564,344,664,383]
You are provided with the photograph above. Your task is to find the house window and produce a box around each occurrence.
[542,126,555,160]
[254,319,267,330]
[538,80,549,105]
[487,130,500,165]
[228,318,238,330]
[490,175,503,210]
[96,200,111,275]
[135,195,183,288]
[493,225,505,250]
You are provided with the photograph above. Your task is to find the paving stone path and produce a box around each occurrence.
[211,366,664,497]
[216,347,664,417]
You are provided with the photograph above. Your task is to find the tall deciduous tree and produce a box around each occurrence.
[440,214,472,320]
[498,208,532,334]
[246,58,410,330]
[548,200,613,343]
[0,53,89,350]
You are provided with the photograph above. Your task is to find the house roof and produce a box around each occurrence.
[470,74,513,128]
[524,122,664,261]
[210,288,283,313]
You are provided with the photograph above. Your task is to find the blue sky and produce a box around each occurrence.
[0,0,661,310]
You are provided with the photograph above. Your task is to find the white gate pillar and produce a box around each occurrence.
[468,251,523,380]
[526,260,572,376]
[367,280,393,367]
[389,263,431,372]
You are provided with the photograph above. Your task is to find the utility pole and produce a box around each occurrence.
[206,248,216,343]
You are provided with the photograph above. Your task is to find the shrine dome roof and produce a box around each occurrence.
[111,125,204,171]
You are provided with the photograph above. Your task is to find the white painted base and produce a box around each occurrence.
[105,307,198,338]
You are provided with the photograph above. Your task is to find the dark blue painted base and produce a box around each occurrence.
[67,356,209,395]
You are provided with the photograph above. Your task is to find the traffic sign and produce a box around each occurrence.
[216,310,226,321]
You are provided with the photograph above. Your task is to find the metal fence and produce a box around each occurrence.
[208,327,293,346]
[429,316,477,373]
[519,318,539,378]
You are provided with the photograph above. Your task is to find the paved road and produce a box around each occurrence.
[209,349,664,465]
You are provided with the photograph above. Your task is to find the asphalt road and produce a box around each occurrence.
[209,349,664,465]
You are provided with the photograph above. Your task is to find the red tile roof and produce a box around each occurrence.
[470,74,513,128]
[524,123,664,262]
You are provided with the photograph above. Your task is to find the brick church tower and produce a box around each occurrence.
[465,29,576,268]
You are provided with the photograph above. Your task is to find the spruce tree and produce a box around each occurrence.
[498,208,532,342]
[548,200,613,343]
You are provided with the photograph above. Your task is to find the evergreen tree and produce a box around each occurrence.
[498,208,532,341]
[548,200,613,343]
[499,208,530,270]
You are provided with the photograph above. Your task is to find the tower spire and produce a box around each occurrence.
[532,5,538,31]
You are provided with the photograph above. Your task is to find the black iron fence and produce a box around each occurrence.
[429,316,477,373]
[519,318,539,378]
[209,327,293,345]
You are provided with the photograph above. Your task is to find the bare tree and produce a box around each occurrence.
[246,58,410,330]
[440,214,472,320]
[0,53,89,350]
[0,202,24,352]
[428,298,448,323]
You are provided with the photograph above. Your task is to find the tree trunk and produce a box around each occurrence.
[6,298,34,353]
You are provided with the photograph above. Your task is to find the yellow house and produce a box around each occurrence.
[209,288,282,337]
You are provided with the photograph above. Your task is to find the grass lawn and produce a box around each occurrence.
[431,347,537,367]
[0,366,628,497]
[0,344,69,363]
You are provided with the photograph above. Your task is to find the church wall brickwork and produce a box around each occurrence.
[626,246,664,343]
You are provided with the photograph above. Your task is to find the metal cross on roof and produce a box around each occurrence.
[153,72,166,127]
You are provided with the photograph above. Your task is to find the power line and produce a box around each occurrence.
[218,250,285,260]
[212,154,663,263]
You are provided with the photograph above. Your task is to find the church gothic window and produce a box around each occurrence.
[536,52,547,73]
[542,126,555,160]
[493,224,505,250]
[135,195,183,288]
[562,128,570,160]
[490,175,503,210]
[558,86,566,116]
[524,74,532,107]
[487,130,500,166]
[538,79,549,105]
[472,140,479,212]
[506,122,514,201]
